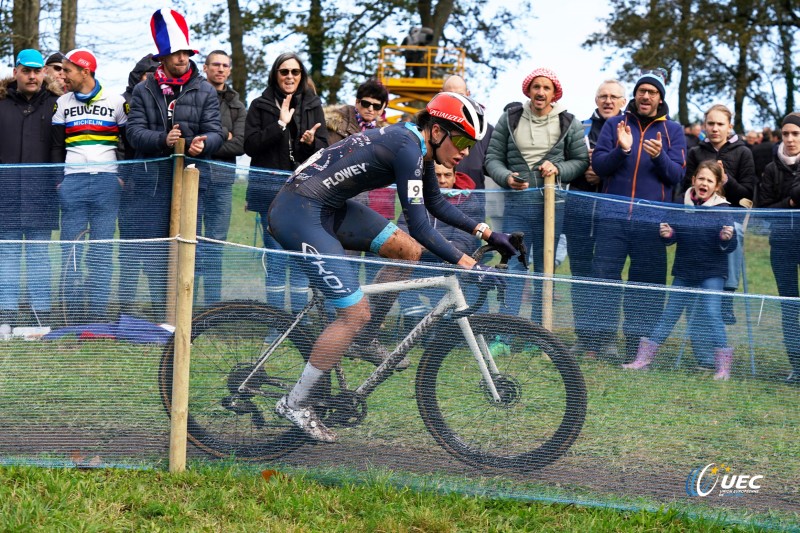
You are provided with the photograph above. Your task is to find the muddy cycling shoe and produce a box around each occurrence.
[275,396,336,443]
[346,338,410,371]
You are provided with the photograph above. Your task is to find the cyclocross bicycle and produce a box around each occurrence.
[159,242,587,471]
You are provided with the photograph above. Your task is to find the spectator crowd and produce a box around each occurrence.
[1,8,798,385]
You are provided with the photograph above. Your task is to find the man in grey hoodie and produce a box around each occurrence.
[485,67,588,323]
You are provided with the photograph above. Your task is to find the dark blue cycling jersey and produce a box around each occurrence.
[281,122,479,265]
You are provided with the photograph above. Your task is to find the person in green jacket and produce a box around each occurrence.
[485,67,588,323]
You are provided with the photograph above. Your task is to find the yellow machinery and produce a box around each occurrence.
[377,45,466,122]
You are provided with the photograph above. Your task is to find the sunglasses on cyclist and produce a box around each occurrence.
[445,129,476,151]
[358,99,384,111]
[278,68,301,77]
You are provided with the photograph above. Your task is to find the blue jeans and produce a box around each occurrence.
[198,180,233,304]
[590,217,667,343]
[260,212,309,313]
[725,222,744,290]
[500,201,564,323]
[649,276,726,367]
[58,172,122,313]
[770,238,800,372]
[564,194,598,344]
[0,229,53,312]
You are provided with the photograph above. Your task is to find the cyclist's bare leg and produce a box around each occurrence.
[361,230,422,339]
[308,299,371,371]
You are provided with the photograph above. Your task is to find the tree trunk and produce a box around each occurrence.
[732,39,749,134]
[227,0,246,103]
[59,0,77,52]
[307,0,325,96]
[12,0,40,55]
[779,15,795,122]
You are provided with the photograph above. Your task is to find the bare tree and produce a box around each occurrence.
[59,0,76,52]
[227,0,246,102]
[12,0,40,55]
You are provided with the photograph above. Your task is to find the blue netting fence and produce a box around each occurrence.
[0,158,797,529]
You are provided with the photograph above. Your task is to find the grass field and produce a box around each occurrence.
[0,464,783,532]
[2,175,798,530]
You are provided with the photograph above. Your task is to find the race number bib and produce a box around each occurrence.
[407,179,424,205]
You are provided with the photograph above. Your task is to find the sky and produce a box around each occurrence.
[0,1,760,129]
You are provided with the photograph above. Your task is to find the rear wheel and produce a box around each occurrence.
[159,301,315,460]
[416,314,586,471]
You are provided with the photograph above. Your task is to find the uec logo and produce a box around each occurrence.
[686,463,763,497]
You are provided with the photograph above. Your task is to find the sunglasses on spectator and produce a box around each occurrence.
[278,68,302,77]
[444,129,476,151]
[50,65,63,71]
[208,62,231,69]
[358,99,384,110]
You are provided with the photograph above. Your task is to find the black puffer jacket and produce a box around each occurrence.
[126,61,224,192]
[213,84,246,165]
[244,86,328,213]
[758,150,800,243]
[682,136,756,208]
[0,76,62,230]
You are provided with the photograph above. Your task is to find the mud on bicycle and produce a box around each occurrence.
[159,238,587,471]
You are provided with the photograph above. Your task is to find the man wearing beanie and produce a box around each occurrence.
[125,8,223,320]
[588,68,687,362]
[0,49,62,329]
[485,67,589,324]
[52,48,128,323]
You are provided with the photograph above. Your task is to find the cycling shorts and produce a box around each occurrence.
[268,189,398,309]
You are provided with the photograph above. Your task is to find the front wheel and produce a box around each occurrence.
[158,301,315,461]
[416,314,586,471]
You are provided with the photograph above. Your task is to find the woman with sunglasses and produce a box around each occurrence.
[268,92,523,442]
[485,67,589,324]
[244,52,329,316]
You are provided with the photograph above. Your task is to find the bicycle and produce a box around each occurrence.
[159,241,587,471]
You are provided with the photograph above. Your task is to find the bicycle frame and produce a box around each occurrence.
[236,271,506,403]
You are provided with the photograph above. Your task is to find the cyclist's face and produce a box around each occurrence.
[430,123,469,168]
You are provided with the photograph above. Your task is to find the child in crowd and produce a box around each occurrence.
[623,160,737,379]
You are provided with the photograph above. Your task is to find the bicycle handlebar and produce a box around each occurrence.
[450,232,525,320]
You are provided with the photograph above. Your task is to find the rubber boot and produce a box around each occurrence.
[713,347,733,381]
[621,337,658,370]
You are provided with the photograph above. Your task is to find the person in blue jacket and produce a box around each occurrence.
[588,68,686,361]
[622,160,737,379]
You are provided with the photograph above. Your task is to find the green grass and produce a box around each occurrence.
[0,464,778,532]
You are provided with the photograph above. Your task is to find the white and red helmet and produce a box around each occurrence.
[426,92,488,141]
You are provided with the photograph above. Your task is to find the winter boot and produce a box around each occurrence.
[713,347,734,381]
[621,338,659,370]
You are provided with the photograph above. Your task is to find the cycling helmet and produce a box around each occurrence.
[426,92,488,141]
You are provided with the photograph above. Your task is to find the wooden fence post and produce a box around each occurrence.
[168,165,199,473]
[542,173,555,332]
[166,139,185,326]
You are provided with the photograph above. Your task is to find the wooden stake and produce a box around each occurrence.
[169,165,199,473]
[166,139,185,326]
[542,173,555,332]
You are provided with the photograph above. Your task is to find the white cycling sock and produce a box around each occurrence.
[287,362,324,409]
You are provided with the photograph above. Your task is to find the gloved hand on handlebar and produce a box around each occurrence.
[487,231,528,268]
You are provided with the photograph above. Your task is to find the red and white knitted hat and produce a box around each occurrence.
[521,68,563,102]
